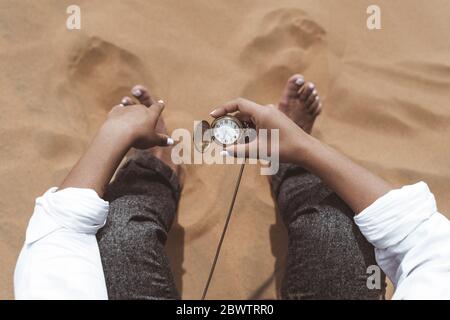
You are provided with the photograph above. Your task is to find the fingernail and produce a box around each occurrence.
[210,110,217,116]
[132,89,142,97]
[119,103,125,107]
[295,78,304,86]
[220,150,231,157]
[158,99,165,104]
[167,138,174,145]
[121,98,128,104]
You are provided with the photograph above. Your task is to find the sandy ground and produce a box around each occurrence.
[1,0,450,299]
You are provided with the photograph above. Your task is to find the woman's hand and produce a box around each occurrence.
[211,97,392,214]
[104,102,172,149]
[59,101,172,196]
[210,98,310,163]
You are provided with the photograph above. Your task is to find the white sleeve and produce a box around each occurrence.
[14,187,109,300]
[355,182,450,300]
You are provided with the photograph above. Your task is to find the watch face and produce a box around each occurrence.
[212,117,241,145]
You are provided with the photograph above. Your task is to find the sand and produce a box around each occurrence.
[1,0,450,299]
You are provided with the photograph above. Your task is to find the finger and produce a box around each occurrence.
[120,96,134,107]
[131,85,154,107]
[299,82,315,101]
[147,100,165,127]
[233,111,254,124]
[210,98,262,119]
[154,133,174,147]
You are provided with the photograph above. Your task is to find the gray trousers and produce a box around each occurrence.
[97,152,385,300]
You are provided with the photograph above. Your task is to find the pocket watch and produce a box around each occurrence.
[194,115,252,153]
[193,114,256,299]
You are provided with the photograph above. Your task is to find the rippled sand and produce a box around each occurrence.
[1,0,450,299]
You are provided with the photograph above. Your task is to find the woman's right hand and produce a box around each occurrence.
[104,102,172,150]
[210,98,310,163]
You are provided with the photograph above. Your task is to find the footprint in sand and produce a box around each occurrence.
[64,36,151,112]
[43,35,154,180]
[52,34,153,137]
[239,8,327,103]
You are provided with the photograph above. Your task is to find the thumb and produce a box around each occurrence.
[154,133,174,147]
[223,140,259,159]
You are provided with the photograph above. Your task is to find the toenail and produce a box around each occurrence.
[132,89,142,97]
[295,78,304,86]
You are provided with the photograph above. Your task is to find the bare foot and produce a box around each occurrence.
[278,74,322,134]
[120,85,184,186]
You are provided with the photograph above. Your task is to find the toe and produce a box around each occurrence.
[120,96,134,106]
[310,101,322,116]
[308,99,319,114]
[305,90,318,108]
[281,74,305,104]
[299,82,315,101]
[131,85,154,107]
[314,103,323,116]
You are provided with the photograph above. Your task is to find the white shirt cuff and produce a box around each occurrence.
[25,187,109,244]
[354,182,437,249]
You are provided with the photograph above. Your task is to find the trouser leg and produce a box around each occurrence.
[97,151,181,300]
[271,164,385,300]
